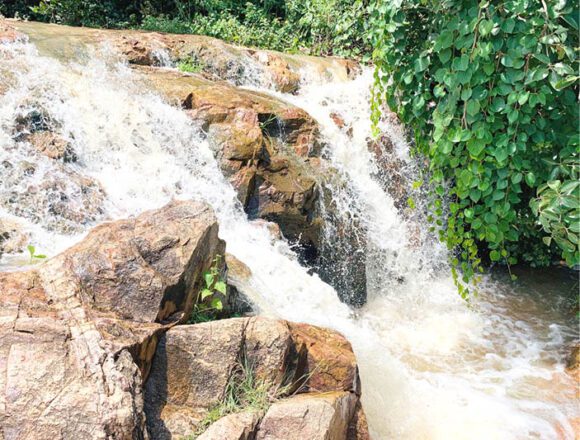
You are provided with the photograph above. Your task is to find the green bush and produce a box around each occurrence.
[20,0,369,57]
[368,0,579,295]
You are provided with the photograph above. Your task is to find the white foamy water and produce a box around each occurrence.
[0,38,577,440]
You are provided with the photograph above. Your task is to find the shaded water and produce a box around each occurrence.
[0,32,578,439]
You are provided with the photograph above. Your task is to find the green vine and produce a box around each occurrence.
[368,0,579,297]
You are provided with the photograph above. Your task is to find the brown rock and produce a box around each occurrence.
[144,319,248,439]
[28,131,76,162]
[330,112,347,129]
[0,218,29,255]
[0,200,223,439]
[252,51,301,93]
[250,219,283,241]
[8,21,359,92]
[135,67,324,249]
[256,392,357,440]
[347,401,371,440]
[225,253,255,314]
[245,318,292,385]
[288,322,360,394]
[566,344,580,382]
[144,317,291,439]
[197,410,262,440]
[0,157,106,234]
[0,22,26,43]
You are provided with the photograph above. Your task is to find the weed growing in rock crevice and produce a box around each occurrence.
[188,255,227,323]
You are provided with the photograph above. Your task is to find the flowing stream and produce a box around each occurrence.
[0,34,578,439]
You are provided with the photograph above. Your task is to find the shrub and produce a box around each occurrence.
[368,0,579,296]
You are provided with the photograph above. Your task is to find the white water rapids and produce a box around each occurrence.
[0,37,577,439]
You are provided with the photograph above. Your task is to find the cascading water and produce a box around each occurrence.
[0,34,577,440]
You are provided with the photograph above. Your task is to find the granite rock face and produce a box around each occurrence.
[0,200,223,440]
[144,317,368,440]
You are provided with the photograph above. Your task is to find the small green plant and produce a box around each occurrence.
[177,58,203,74]
[188,356,288,439]
[27,244,46,264]
[189,255,227,323]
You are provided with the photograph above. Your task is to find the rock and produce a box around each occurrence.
[144,317,368,440]
[288,322,360,394]
[252,51,301,93]
[144,319,248,439]
[0,217,29,255]
[68,200,224,323]
[347,401,370,440]
[0,200,223,439]
[250,219,283,241]
[0,156,106,234]
[566,344,580,382]
[245,318,292,386]
[197,410,262,440]
[367,133,409,210]
[144,317,291,439]
[256,392,357,440]
[117,34,171,66]
[136,67,324,249]
[0,22,25,43]
[225,253,255,315]
[8,20,359,92]
[28,131,77,162]
[330,112,346,129]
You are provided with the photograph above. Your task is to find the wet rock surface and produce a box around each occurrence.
[4,19,372,309]
[8,20,358,93]
[0,218,29,256]
[137,66,324,249]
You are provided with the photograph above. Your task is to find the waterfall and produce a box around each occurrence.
[0,37,577,440]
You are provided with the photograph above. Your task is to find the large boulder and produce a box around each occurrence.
[137,67,324,249]
[287,322,360,394]
[144,317,292,439]
[144,317,368,440]
[0,200,224,439]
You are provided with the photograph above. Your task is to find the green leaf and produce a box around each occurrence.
[214,281,227,295]
[201,288,213,300]
[553,63,575,76]
[525,172,536,186]
[211,298,223,311]
[467,138,485,157]
[493,148,509,163]
[452,54,469,71]
[203,271,214,288]
[553,76,578,91]
[511,173,523,184]
[490,250,501,261]
[478,19,494,36]
[466,100,480,116]
[414,56,430,73]
[436,30,454,50]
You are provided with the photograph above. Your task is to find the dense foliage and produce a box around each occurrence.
[3,0,369,57]
[368,0,579,295]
